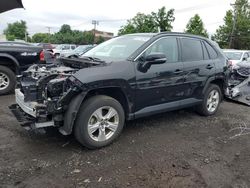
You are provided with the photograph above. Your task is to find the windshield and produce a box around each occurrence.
[74,46,89,53]
[224,51,243,60]
[83,35,152,61]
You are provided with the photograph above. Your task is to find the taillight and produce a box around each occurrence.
[40,50,45,61]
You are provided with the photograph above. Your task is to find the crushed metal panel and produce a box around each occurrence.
[226,61,250,106]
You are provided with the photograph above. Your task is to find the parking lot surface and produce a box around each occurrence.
[0,95,250,188]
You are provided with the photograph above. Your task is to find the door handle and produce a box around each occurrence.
[206,64,214,69]
[174,69,183,74]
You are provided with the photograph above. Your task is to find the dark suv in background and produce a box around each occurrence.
[10,33,228,149]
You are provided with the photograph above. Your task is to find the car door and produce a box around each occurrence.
[135,36,185,114]
[180,37,216,101]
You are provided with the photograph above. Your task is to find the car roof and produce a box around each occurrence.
[124,32,210,40]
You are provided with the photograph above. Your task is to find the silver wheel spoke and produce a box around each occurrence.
[98,128,107,141]
[104,108,116,120]
[93,108,103,121]
[88,122,99,134]
[107,122,118,132]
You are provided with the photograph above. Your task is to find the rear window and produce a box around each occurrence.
[181,38,203,61]
[204,42,218,59]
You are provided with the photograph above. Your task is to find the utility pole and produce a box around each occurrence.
[92,20,99,44]
[25,31,27,42]
[229,3,238,49]
[46,26,51,42]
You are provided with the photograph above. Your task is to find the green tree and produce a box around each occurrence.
[59,24,72,34]
[213,0,250,49]
[32,33,50,43]
[96,36,105,44]
[118,13,157,35]
[185,14,208,37]
[118,6,175,35]
[152,7,175,32]
[4,20,27,41]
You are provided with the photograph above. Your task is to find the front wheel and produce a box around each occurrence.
[196,84,222,116]
[74,95,125,149]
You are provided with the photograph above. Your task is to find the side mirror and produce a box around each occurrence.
[145,53,167,65]
[243,57,247,61]
[137,53,167,73]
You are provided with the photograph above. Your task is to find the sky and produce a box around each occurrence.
[0,0,235,36]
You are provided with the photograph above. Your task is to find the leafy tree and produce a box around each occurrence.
[118,13,157,35]
[4,20,27,41]
[96,36,105,44]
[185,14,208,37]
[118,6,175,35]
[32,33,50,43]
[152,7,175,32]
[59,24,72,34]
[213,0,250,49]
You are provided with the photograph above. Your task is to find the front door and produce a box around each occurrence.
[135,37,185,113]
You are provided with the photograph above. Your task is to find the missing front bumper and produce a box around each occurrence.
[9,104,54,130]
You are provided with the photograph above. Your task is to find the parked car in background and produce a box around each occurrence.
[223,49,250,69]
[53,44,76,58]
[36,43,54,50]
[0,43,45,94]
[10,32,228,149]
[59,45,94,58]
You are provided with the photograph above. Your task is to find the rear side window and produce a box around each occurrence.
[181,38,203,61]
[204,42,218,59]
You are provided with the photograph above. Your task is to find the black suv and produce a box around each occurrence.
[9,33,228,149]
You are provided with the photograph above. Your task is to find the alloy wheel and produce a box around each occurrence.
[0,72,10,91]
[87,106,119,142]
[206,90,220,113]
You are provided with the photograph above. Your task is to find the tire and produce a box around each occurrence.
[196,84,222,116]
[0,65,16,95]
[74,95,125,149]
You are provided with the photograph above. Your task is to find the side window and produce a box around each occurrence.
[181,38,203,61]
[202,42,209,60]
[71,46,76,50]
[204,42,218,59]
[144,37,178,63]
[62,45,70,50]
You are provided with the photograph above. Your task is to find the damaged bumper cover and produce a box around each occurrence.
[226,62,250,106]
[9,89,55,130]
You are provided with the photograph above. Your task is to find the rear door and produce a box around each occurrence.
[180,37,216,100]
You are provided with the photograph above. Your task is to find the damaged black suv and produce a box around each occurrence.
[9,33,228,149]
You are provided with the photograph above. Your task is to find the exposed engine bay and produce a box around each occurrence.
[226,61,250,106]
[9,57,103,130]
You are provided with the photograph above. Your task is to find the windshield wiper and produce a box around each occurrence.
[81,56,105,63]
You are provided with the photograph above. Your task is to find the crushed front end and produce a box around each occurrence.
[9,59,99,131]
[226,62,250,106]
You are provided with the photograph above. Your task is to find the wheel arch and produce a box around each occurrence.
[0,53,19,74]
[60,87,131,135]
[202,77,225,97]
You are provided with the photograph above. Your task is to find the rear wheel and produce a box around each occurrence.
[74,95,125,149]
[196,84,222,116]
[0,65,16,95]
